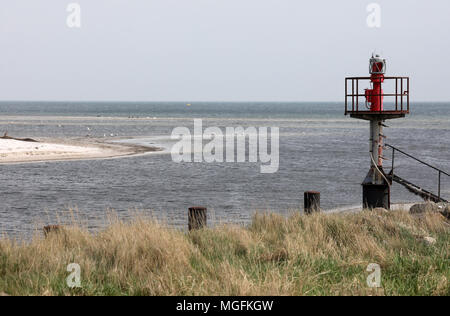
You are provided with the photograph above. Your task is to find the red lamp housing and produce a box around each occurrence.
[365,54,386,112]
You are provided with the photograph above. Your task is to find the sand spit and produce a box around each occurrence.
[0,137,160,164]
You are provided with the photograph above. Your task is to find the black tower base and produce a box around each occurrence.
[362,183,390,209]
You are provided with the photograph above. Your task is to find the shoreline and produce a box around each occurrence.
[0,137,161,164]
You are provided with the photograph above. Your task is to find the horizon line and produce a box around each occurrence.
[0,100,449,104]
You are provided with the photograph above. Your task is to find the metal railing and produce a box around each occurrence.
[345,77,410,115]
[386,144,449,201]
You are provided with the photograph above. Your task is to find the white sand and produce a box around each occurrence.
[0,138,157,164]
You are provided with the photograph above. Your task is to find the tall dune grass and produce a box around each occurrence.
[0,210,448,296]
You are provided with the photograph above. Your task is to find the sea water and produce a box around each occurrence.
[0,101,449,236]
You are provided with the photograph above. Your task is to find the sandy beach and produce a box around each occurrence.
[0,137,160,164]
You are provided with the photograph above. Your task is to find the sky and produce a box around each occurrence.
[0,0,449,102]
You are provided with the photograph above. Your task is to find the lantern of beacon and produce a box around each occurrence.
[365,54,386,112]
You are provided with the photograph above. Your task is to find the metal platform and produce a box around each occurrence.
[348,110,408,121]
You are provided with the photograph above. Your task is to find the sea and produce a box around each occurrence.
[0,101,449,237]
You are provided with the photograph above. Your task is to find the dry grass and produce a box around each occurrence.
[0,210,448,296]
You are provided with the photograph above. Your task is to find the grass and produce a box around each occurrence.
[0,210,448,296]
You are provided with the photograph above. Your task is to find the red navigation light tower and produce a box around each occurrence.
[345,54,409,209]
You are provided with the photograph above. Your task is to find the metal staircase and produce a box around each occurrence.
[390,173,448,203]
[386,144,449,203]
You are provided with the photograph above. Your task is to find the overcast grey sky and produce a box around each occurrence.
[1,0,449,102]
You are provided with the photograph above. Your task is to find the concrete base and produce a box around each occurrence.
[363,183,390,209]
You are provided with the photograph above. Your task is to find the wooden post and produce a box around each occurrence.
[304,191,320,214]
[188,207,207,231]
[43,225,62,237]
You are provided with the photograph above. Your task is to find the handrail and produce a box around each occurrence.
[345,77,410,114]
[386,144,449,201]
[386,144,450,176]
[345,76,410,80]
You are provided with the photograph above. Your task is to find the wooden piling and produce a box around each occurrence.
[304,191,320,214]
[188,207,207,231]
[43,225,62,237]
